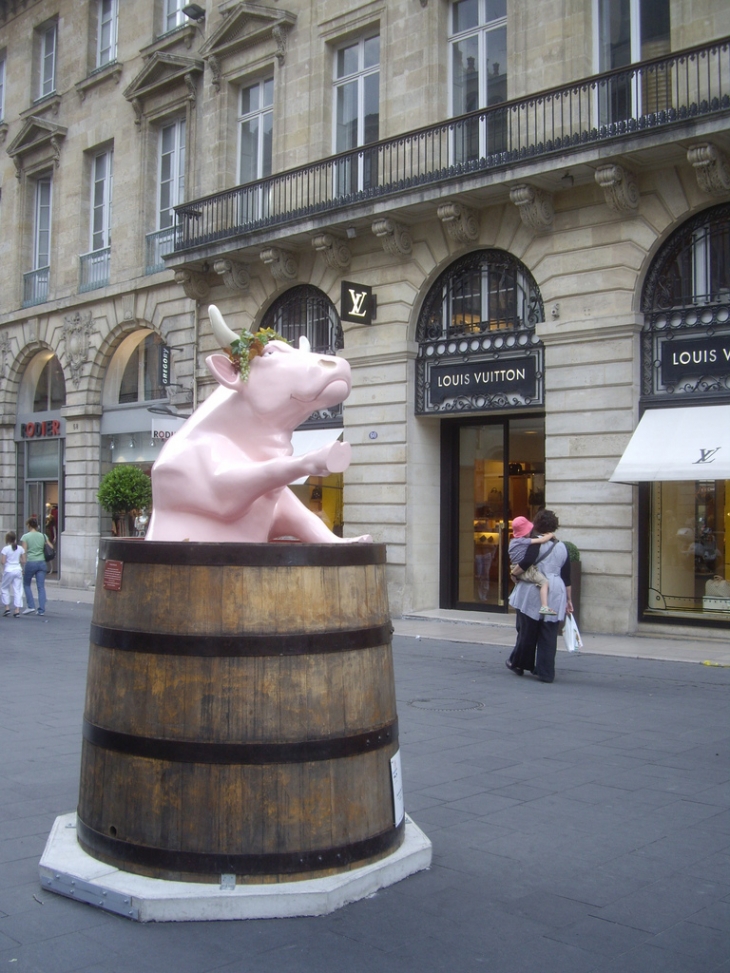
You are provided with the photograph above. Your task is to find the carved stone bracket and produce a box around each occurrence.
[175,269,210,301]
[214,258,250,291]
[208,54,222,93]
[372,218,412,257]
[687,142,730,197]
[594,164,640,212]
[0,331,10,388]
[61,311,95,389]
[437,202,480,244]
[260,247,298,281]
[272,24,290,64]
[509,185,554,230]
[131,97,143,126]
[184,72,197,108]
[312,233,351,270]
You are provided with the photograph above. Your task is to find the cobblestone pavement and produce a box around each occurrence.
[0,600,728,973]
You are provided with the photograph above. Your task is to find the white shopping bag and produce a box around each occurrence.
[562,613,583,653]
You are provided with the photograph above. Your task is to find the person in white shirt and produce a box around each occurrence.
[1,531,25,618]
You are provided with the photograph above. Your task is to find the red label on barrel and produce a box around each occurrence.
[103,560,124,591]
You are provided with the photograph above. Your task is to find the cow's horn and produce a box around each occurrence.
[298,335,311,354]
[209,304,240,351]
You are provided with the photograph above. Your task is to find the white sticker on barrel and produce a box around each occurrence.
[390,750,404,826]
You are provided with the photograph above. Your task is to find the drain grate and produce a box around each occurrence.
[408,698,485,711]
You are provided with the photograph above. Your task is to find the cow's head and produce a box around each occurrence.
[206,305,352,424]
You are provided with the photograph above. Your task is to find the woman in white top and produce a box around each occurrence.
[1,531,26,618]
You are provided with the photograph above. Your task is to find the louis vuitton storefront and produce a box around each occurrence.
[415,249,546,613]
[612,204,730,625]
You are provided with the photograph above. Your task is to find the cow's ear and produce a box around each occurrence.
[206,354,242,390]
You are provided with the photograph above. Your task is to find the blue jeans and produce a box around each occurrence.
[23,560,47,612]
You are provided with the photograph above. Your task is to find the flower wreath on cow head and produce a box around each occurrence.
[228,328,290,382]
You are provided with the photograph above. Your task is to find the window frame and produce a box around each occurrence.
[163,0,187,35]
[33,176,52,272]
[237,77,274,185]
[332,33,380,155]
[38,21,58,101]
[90,149,114,252]
[157,117,186,231]
[96,0,119,68]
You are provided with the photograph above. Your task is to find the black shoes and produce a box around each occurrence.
[505,661,524,676]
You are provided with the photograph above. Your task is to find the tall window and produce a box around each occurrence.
[23,176,52,306]
[34,177,52,272]
[595,0,671,121]
[97,0,118,67]
[37,22,57,100]
[333,33,380,194]
[33,357,66,412]
[238,79,273,184]
[91,150,113,251]
[81,149,113,292]
[158,118,186,230]
[0,55,5,123]
[164,0,186,34]
[449,0,507,162]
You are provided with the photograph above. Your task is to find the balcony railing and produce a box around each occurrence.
[23,267,50,308]
[173,36,730,255]
[145,227,176,275]
[79,247,111,292]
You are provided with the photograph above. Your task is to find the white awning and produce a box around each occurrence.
[609,405,730,482]
[289,429,343,485]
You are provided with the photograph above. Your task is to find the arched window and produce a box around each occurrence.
[103,331,167,407]
[261,285,343,355]
[415,251,544,415]
[17,352,66,414]
[416,249,543,343]
[642,202,730,314]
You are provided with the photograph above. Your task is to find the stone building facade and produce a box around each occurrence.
[0,0,729,636]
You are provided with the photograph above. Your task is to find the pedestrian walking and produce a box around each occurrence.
[1,531,25,618]
[20,517,52,616]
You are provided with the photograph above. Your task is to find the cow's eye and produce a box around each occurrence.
[262,346,276,357]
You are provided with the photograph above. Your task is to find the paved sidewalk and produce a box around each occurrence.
[0,598,727,972]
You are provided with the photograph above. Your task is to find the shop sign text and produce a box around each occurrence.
[429,358,537,405]
[21,420,62,439]
[661,336,730,384]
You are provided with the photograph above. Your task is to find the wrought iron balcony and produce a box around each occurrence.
[79,247,111,293]
[22,267,50,308]
[145,227,176,275]
[172,36,730,256]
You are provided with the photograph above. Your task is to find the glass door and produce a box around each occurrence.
[441,415,545,611]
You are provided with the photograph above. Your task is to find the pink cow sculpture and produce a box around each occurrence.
[145,305,371,544]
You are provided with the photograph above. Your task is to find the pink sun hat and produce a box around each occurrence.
[511,516,533,538]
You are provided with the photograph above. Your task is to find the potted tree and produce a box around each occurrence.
[563,540,581,627]
[97,465,152,537]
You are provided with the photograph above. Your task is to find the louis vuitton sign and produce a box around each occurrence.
[661,335,730,385]
[416,347,543,415]
[341,281,376,325]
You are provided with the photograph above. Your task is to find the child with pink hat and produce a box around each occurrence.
[508,516,557,615]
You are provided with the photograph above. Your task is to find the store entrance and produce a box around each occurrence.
[25,481,60,576]
[440,415,546,611]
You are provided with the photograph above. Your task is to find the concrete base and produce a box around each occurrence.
[39,813,432,922]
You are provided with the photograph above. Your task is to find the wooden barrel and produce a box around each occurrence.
[77,539,402,884]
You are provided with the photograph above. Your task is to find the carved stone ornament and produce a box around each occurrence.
[687,143,730,197]
[0,331,10,388]
[272,24,290,64]
[312,233,351,270]
[371,218,413,257]
[437,202,480,244]
[509,185,554,230]
[175,268,211,301]
[594,164,640,212]
[260,247,298,281]
[61,311,95,388]
[208,54,222,93]
[214,258,251,291]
